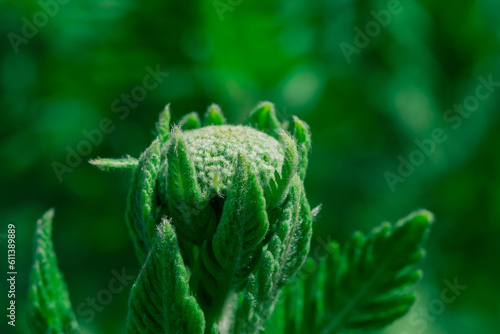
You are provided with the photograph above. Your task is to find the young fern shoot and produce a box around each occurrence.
[27,102,433,334]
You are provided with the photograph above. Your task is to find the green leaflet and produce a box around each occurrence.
[267,209,433,334]
[264,131,299,211]
[89,157,139,172]
[234,274,259,334]
[234,176,313,333]
[197,153,269,327]
[162,127,216,245]
[204,104,226,126]
[27,209,79,334]
[260,176,312,294]
[155,104,171,143]
[245,101,281,139]
[127,218,206,334]
[179,111,202,130]
[212,153,269,286]
[290,116,311,180]
[125,139,161,264]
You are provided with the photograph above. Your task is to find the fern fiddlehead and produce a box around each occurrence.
[94,102,313,333]
[27,102,432,334]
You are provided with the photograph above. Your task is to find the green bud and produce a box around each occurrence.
[93,102,314,333]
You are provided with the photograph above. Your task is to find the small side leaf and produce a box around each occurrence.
[156,104,171,143]
[290,116,311,180]
[27,209,79,334]
[264,131,300,211]
[127,218,205,334]
[89,157,138,172]
[245,102,281,138]
[179,112,201,130]
[204,104,226,126]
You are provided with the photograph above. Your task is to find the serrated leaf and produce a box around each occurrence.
[27,209,79,334]
[267,176,312,291]
[290,116,311,180]
[198,153,269,328]
[234,274,259,334]
[89,157,138,172]
[125,139,161,264]
[265,131,299,211]
[235,176,312,333]
[127,218,205,334]
[273,210,433,334]
[163,127,215,245]
[322,209,431,332]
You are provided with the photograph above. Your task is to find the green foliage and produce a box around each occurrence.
[234,175,314,333]
[4,1,499,332]
[264,131,299,211]
[267,210,433,333]
[27,209,79,334]
[26,105,433,334]
[198,152,269,303]
[162,126,214,245]
[125,139,162,264]
[127,218,206,334]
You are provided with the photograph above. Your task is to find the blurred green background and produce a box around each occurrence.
[1,0,499,333]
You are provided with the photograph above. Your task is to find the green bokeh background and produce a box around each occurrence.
[1,0,499,333]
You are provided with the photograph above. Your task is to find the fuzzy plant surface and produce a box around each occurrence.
[27,102,433,334]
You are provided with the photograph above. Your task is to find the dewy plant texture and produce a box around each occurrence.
[27,102,433,334]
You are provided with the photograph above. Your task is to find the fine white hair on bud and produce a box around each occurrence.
[91,102,314,333]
